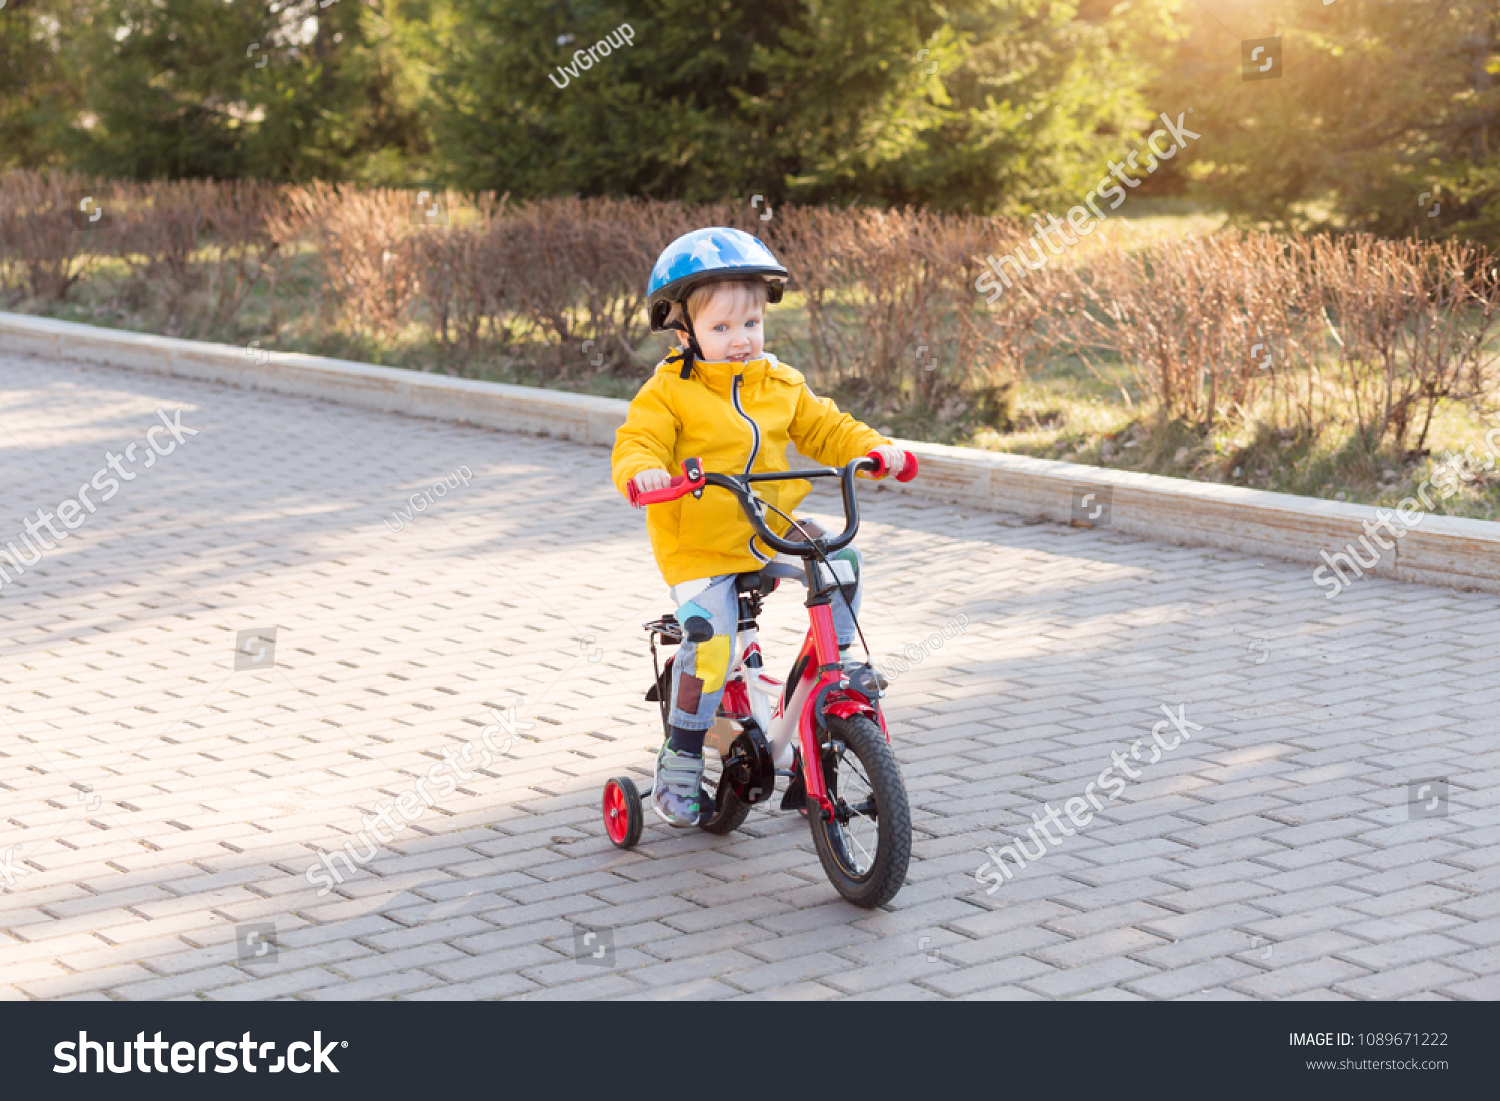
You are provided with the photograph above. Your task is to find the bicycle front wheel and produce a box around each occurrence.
[808,713,911,908]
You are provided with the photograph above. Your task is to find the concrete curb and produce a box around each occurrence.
[6,311,1498,595]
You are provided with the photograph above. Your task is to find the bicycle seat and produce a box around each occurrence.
[735,572,773,595]
[780,518,828,544]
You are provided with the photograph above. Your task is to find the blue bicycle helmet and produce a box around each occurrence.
[647,227,788,333]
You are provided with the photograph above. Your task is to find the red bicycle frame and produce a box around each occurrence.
[789,606,884,819]
[631,448,917,821]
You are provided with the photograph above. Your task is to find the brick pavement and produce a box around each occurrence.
[2,352,1498,1001]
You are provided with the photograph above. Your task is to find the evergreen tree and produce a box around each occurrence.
[66,0,430,180]
[430,0,1172,212]
[0,0,88,168]
[1154,0,1499,242]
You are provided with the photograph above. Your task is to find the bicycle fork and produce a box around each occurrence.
[793,599,882,822]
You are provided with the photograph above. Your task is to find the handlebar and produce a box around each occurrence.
[627,449,920,558]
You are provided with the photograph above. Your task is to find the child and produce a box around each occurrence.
[611,227,906,826]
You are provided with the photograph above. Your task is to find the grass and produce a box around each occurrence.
[971,362,1500,521]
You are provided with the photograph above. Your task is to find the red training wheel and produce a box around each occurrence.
[603,777,643,849]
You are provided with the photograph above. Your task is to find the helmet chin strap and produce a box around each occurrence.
[669,315,704,381]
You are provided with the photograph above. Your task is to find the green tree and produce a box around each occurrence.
[750,0,1180,212]
[1154,0,1500,242]
[430,0,1177,212]
[0,0,88,168]
[66,0,430,180]
[431,0,801,200]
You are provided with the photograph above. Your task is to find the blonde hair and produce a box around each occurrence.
[666,279,770,331]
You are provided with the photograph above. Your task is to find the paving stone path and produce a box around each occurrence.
[2,353,1498,1001]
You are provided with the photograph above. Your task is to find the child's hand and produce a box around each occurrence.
[871,445,905,477]
[630,468,672,507]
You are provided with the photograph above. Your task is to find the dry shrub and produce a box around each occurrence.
[779,207,949,394]
[1304,234,1500,452]
[199,180,282,335]
[1055,231,1305,430]
[413,192,513,357]
[962,222,1076,417]
[269,183,425,339]
[509,197,754,375]
[773,207,1054,421]
[104,180,279,338]
[490,197,659,374]
[413,196,736,375]
[271,189,716,370]
[9,171,1497,457]
[0,170,94,303]
[109,180,209,322]
[1055,229,1500,448]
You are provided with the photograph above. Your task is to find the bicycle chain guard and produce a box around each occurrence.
[709,722,775,806]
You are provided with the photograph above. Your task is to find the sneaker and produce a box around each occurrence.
[652,744,705,827]
[838,657,887,694]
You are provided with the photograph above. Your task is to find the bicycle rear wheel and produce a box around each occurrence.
[808,714,911,908]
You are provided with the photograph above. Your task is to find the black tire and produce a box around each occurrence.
[698,745,752,834]
[698,783,751,834]
[603,777,643,849]
[809,714,911,908]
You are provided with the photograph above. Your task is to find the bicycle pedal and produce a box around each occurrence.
[780,769,807,812]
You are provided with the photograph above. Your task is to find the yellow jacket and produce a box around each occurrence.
[612,353,890,586]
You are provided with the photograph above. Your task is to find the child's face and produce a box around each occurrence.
[691,286,765,364]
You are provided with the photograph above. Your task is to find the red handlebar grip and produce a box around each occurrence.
[865,450,920,482]
[630,458,706,506]
[634,475,689,505]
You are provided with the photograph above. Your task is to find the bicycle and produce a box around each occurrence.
[601,449,919,908]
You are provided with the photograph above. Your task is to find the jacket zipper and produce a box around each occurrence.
[731,373,761,474]
[731,373,769,561]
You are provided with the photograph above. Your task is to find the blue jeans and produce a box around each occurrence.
[667,545,863,732]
